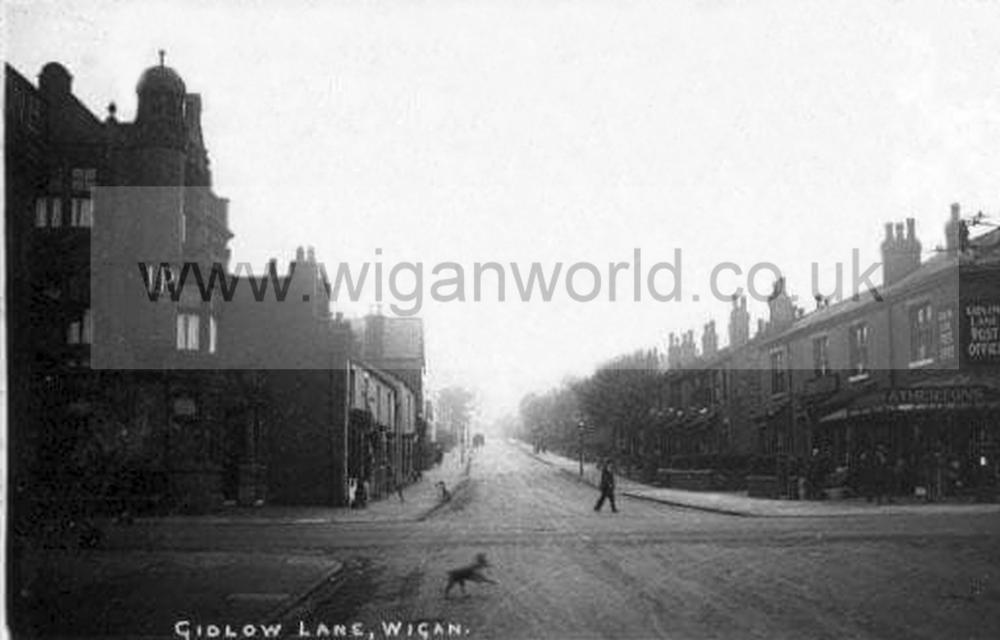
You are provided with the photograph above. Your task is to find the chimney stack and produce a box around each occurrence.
[881,217,922,287]
[945,203,962,254]
[728,294,751,347]
[701,321,718,357]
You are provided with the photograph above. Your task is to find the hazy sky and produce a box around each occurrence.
[5,0,1000,422]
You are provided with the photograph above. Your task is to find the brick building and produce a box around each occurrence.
[6,58,236,516]
[659,209,1000,498]
[756,210,1000,497]
[6,58,427,515]
[356,312,426,471]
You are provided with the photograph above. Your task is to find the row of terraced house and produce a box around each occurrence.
[5,57,430,519]
[636,210,1000,499]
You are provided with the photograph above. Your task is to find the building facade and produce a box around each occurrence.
[758,211,1000,498]
[656,210,1000,499]
[6,58,236,517]
[6,58,428,516]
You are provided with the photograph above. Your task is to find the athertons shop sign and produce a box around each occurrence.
[885,386,987,406]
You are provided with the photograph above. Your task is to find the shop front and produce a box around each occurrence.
[815,385,1000,499]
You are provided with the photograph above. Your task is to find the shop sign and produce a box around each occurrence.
[884,386,986,406]
[938,305,956,363]
[963,300,1000,363]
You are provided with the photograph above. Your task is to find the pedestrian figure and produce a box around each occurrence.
[594,459,618,513]
[893,455,907,497]
[355,479,368,508]
[873,444,890,505]
[857,449,875,502]
[348,478,358,508]
[436,481,451,502]
[387,465,404,502]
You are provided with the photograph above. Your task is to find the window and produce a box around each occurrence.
[70,198,93,227]
[34,197,66,228]
[66,309,92,345]
[812,335,830,377]
[67,320,81,345]
[71,168,97,192]
[143,264,176,295]
[180,212,187,243]
[50,198,62,227]
[209,316,217,354]
[176,313,200,351]
[910,302,934,365]
[849,323,870,378]
[82,308,93,344]
[770,349,787,394]
[35,198,48,227]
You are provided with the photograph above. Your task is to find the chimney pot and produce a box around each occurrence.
[884,223,894,242]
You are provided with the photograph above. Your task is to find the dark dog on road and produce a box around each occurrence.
[444,553,496,597]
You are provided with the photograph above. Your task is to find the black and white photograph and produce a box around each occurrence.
[4,1,1000,638]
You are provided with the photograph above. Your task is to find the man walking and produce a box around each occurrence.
[594,459,618,513]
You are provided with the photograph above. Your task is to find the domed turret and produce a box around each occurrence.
[137,64,186,96]
[39,62,73,96]
[135,50,187,148]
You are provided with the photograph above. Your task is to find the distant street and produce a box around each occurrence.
[271,440,1000,640]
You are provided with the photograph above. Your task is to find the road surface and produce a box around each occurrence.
[275,440,1000,640]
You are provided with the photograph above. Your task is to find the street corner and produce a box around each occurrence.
[261,556,346,619]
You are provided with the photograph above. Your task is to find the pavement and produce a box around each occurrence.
[9,452,473,639]
[516,440,1000,518]
[131,448,474,526]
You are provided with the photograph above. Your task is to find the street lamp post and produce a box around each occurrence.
[578,419,585,477]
